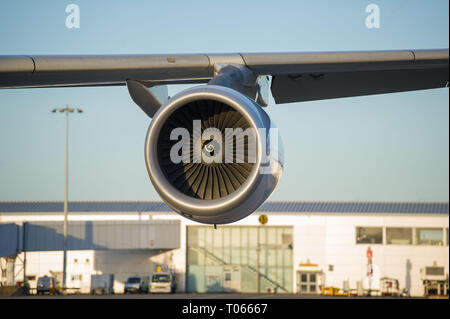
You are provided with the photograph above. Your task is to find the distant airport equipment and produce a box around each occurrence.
[150,271,176,294]
[380,277,400,296]
[420,263,449,297]
[90,274,114,295]
[124,276,149,294]
[320,287,349,296]
[36,276,61,295]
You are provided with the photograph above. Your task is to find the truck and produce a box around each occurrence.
[149,272,176,294]
[90,274,114,295]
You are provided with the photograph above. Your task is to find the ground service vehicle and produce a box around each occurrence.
[124,276,149,294]
[380,277,400,296]
[150,272,176,294]
[421,265,449,297]
[36,276,61,295]
[90,274,114,295]
[320,286,349,296]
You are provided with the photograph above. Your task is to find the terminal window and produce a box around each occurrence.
[356,227,383,244]
[386,227,413,245]
[416,228,443,246]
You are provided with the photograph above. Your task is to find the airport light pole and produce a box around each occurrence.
[52,105,83,293]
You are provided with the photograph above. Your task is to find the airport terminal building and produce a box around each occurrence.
[0,201,448,297]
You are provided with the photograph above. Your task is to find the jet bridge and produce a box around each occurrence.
[0,220,180,256]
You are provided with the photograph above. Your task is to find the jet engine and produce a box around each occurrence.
[144,85,283,224]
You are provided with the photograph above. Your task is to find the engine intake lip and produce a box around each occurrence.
[145,85,264,218]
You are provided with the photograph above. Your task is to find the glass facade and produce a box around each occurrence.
[186,226,293,293]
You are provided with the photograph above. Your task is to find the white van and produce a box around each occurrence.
[149,272,176,294]
[124,276,149,294]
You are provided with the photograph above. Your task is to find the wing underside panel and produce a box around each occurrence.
[271,66,449,103]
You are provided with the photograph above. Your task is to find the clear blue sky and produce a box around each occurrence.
[0,0,448,202]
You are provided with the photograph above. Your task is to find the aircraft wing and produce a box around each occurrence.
[0,49,448,104]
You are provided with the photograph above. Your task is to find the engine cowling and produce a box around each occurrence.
[145,85,283,224]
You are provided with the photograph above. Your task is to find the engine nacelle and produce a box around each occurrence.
[145,85,283,224]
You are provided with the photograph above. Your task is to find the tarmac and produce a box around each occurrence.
[3,292,423,299]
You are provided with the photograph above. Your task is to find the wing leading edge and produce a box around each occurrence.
[0,49,448,104]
